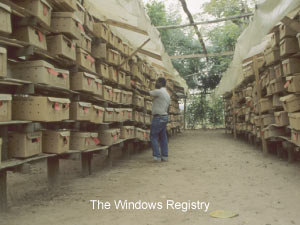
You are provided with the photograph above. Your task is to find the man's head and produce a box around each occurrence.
[155,77,166,89]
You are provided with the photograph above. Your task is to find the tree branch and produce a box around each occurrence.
[179,0,209,62]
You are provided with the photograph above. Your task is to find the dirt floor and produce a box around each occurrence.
[1,130,300,225]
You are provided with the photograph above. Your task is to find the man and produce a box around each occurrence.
[149,77,171,162]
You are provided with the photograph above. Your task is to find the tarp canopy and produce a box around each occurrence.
[215,0,300,96]
[87,0,189,94]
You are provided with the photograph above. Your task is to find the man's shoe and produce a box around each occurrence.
[153,156,161,162]
[161,157,168,162]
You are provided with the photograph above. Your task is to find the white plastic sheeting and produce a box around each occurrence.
[86,0,188,93]
[215,0,300,96]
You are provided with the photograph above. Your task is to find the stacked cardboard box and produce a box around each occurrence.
[0,0,184,162]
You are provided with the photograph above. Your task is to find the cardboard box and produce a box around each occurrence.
[13,96,70,122]
[145,100,152,111]
[42,130,70,154]
[89,133,100,149]
[125,76,131,88]
[280,38,299,57]
[106,49,120,66]
[108,66,118,83]
[12,0,52,27]
[123,43,129,56]
[94,78,103,97]
[99,128,120,146]
[120,126,135,139]
[70,132,99,151]
[47,34,76,61]
[118,71,126,86]
[270,78,284,94]
[288,112,300,130]
[70,132,90,150]
[132,110,139,122]
[111,89,121,103]
[127,91,133,105]
[108,30,115,46]
[259,98,273,113]
[50,0,76,12]
[11,60,70,89]
[133,95,144,108]
[93,22,109,42]
[274,64,283,79]
[285,75,300,93]
[70,72,96,93]
[270,31,280,48]
[292,129,300,145]
[282,58,300,76]
[0,3,12,35]
[70,101,92,121]
[279,23,298,40]
[266,83,272,96]
[104,108,114,122]
[103,85,113,101]
[261,114,275,126]
[91,105,104,124]
[262,126,285,139]
[13,26,47,50]
[0,94,11,122]
[120,90,127,104]
[92,42,106,59]
[272,94,283,108]
[51,12,82,40]
[76,48,96,73]
[114,108,122,122]
[84,11,93,33]
[139,112,145,123]
[124,108,132,121]
[254,116,261,126]
[96,62,109,79]
[264,47,280,66]
[76,33,92,53]
[135,127,144,140]
[0,47,6,77]
[145,114,151,125]
[280,94,300,113]
[8,132,42,158]
[74,1,85,24]
[114,36,123,53]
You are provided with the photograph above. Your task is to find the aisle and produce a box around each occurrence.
[1,130,300,225]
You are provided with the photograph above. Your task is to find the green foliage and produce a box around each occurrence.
[207,97,224,127]
[186,95,224,128]
[203,0,246,18]
[145,0,251,128]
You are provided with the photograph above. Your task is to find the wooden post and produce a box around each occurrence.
[253,55,268,155]
[122,142,130,158]
[47,157,59,187]
[107,148,113,168]
[81,153,92,177]
[0,170,7,211]
[287,147,295,163]
[184,97,187,130]
[0,126,8,161]
[232,90,237,139]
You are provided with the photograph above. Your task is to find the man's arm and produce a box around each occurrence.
[149,89,161,97]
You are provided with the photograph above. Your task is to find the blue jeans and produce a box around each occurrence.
[150,115,168,160]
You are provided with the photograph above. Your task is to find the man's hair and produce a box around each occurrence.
[157,77,166,87]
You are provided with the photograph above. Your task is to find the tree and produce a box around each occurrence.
[145,0,253,128]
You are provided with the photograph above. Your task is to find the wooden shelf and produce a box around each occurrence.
[0,153,55,171]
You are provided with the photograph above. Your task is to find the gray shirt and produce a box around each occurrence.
[149,87,171,115]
